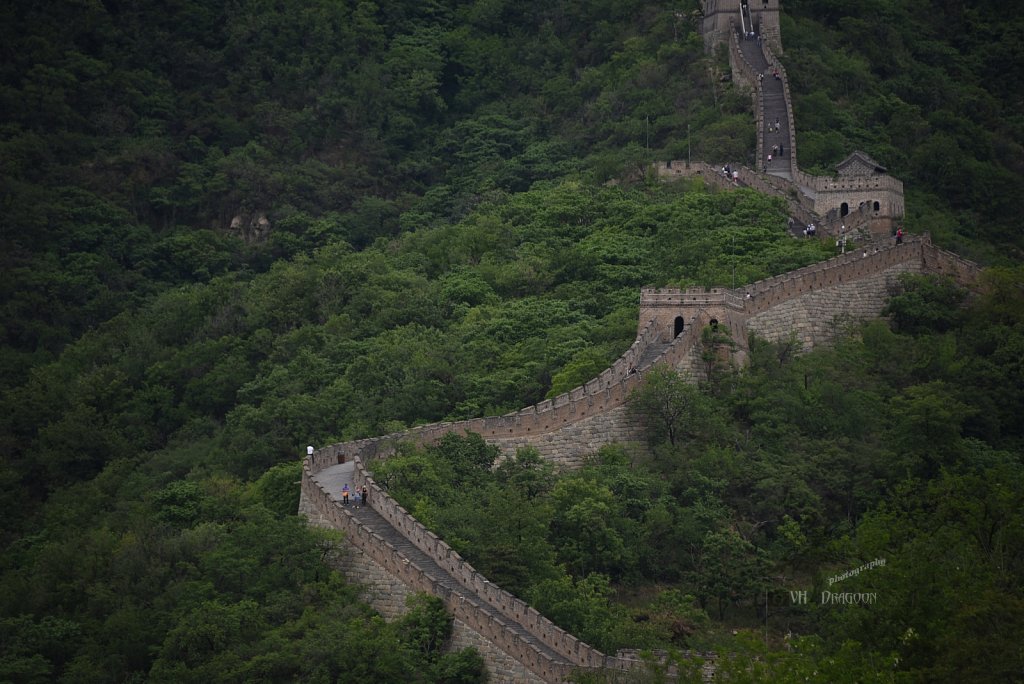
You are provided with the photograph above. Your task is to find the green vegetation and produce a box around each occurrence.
[782,0,1024,260]
[378,270,1024,679]
[1,0,1022,681]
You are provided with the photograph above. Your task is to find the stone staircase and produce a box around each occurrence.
[736,32,792,178]
[636,341,671,369]
[313,463,577,676]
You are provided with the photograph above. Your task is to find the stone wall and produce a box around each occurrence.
[303,314,701,473]
[328,542,546,683]
[301,229,980,683]
[328,543,413,620]
[746,259,920,348]
[485,405,645,469]
[449,619,547,684]
[301,460,601,682]
[702,0,782,53]
[340,454,653,678]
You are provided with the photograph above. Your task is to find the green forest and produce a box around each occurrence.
[1,0,1022,681]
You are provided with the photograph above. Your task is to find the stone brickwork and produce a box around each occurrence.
[745,260,919,348]
[450,620,547,684]
[302,231,979,682]
[328,545,412,620]
[702,0,782,54]
[794,162,905,236]
[485,405,646,469]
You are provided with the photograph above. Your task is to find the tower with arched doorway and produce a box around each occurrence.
[810,151,905,236]
[701,0,783,53]
[638,287,739,343]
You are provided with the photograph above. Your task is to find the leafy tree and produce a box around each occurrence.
[548,478,627,578]
[628,366,716,448]
[526,573,621,653]
[689,529,769,620]
[882,273,968,335]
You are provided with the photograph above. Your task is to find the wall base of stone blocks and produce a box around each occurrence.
[326,541,545,682]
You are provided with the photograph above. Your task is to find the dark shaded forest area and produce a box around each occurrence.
[1,0,1022,681]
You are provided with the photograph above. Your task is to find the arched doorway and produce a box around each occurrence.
[840,202,849,217]
[674,316,685,337]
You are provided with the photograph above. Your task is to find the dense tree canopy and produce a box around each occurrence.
[1,0,1022,681]
[783,0,1024,260]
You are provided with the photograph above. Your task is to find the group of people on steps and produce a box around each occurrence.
[341,483,369,507]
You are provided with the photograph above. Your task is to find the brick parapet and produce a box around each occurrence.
[450,619,548,684]
[806,173,905,194]
[306,320,670,478]
[759,39,798,179]
[302,229,980,682]
[301,461,602,682]
[920,240,982,287]
[344,454,675,675]
[736,235,930,313]
[728,26,765,165]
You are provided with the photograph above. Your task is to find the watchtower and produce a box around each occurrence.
[701,0,782,53]
[810,151,905,236]
[638,287,740,342]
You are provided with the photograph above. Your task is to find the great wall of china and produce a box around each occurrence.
[299,3,983,682]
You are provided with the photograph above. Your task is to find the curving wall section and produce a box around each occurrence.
[302,452,655,681]
[301,230,979,682]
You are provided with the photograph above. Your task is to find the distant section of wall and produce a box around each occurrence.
[302,227,980,683]
[486,405,645,468]
[699,5,905,235]
[328,544,413,620]
[702,0,782,53]
[634,236,982,355]
[746,259,919,347]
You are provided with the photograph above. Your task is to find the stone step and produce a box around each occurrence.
[636,342,670,368]
[346,502,573,666]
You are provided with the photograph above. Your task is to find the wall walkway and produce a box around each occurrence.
[300,8,983,680]
[300,231,978,682]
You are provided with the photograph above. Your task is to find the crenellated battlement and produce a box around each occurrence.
[299,6,984,681]
[696,3,906,236]
[302,232,979,682]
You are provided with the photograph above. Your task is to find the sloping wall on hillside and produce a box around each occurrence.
[301,230,980,682]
